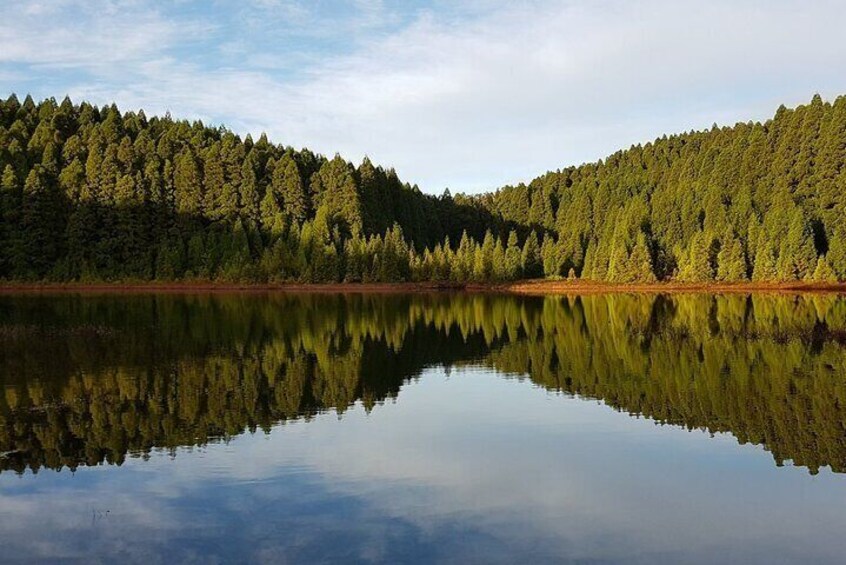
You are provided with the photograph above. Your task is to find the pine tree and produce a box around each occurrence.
[21,167,62,278]
[826,223,846,280]
[259,185,287,240]
[240,153,261,226]
[776,209,818,280]
[606,231,630,283]
[541,235,564,278]
[491,237,507,281]
[0,165,21,277]
[521,231,542,278]
[628,232,656,283]
[716,232,747,281]
[752,234,778,281]
[811,255,837,283]
[174,150,201,216]
[678,232,714,282]
[311,155,362,238]
[203,143,226,219]
[504,230,521,280]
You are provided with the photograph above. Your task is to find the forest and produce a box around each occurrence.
[1,292,845,474]
[1,93,845,283]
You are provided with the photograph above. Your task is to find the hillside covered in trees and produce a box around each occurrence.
[0,93,845,283]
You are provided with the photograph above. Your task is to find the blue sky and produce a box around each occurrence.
[3,0,846,193]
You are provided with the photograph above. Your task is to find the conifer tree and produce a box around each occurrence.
[628,232,656,283]
[752,234,778,281]
[492,237,507,281]
[607,232,630,283]
[521,231,542,279]
[21,166,62,278]
[678,232,714,282]
[203,143,226,219]
[776,209,818,280]
[541,235,565,278]
[811,255,837,283]
[240,153,261,226]
[716,232,747,281]
[826,224,846,280]
[174,150,201,216]
[272,151,309,226]
[0,165,21,277]
[311,155,362,238]
[504,230,522,280]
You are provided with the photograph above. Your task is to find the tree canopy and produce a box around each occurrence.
[1,93,845,283]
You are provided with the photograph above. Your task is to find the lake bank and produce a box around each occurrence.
[2,279,846,294]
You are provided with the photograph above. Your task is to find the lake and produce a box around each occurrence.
[1,292,845,564]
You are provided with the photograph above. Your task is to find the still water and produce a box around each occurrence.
[0,292,845,564]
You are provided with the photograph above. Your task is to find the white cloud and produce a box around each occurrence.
[2,0,846,193]
[0,1,207,70]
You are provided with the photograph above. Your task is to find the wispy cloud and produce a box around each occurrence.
[2,0,846,192]
[0,1,208,70]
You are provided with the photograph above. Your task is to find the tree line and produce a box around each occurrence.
[1,93,845,282]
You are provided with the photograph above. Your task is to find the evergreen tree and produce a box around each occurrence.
[521,231,542,279]
[174,150,201,216]
[240,152,261,225]
[827,224,846,280]
[21,166,62,278]
[0,165,21,277]
[311,155,362,238]
[752,234,778,281]
[504,230,522,280]
[628,232,656,283]
[678,232,714,282]
[716,232,748,281]
[811,255,837,283]
[776,209,818,280]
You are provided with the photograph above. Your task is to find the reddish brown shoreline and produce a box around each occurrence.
[504,280,846,295]
[2,280,846,295]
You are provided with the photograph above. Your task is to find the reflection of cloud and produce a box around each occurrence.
[0,483,181,562]
[3,1,846,192]
[2,368,845,562]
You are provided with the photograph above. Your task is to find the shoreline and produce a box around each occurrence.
[1,280,846,295]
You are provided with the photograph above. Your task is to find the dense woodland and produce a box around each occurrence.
[1,93,846,283]
[1,293,845,474]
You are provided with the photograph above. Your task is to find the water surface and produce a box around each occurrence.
[1,292,845,563]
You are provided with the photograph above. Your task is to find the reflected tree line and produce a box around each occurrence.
[1,292,845,474]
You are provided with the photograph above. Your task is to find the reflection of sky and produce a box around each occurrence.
[1,368,845,564]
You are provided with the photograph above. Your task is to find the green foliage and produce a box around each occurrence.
[716,232,748,281]
[504,230,522,280]
[753,233,778,282]
[521,231,542,279]
[678,231,714,282]
[628,233,657,283]
[1,93,845,283]
[812,255,838,283]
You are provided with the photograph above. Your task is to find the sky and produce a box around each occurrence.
[2,0,846,194]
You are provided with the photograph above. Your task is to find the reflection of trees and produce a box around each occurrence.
[1,293,845,474]
[488,294,846,474]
